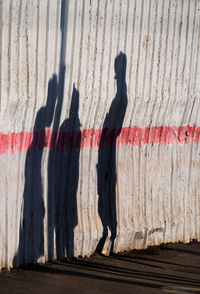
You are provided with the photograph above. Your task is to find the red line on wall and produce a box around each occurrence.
[0,125,200,155]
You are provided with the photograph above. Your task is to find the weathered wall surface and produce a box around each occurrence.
[0,0,200,269]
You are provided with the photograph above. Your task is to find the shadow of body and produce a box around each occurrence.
[14,75,57,265]
[96,52,128,254]
[55,85,81,259]
[47,0,68,260]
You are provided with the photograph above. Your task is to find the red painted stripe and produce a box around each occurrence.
[0,125,200,155]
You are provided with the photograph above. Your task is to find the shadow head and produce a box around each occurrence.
[114,52,127,82]
[69,83,80,119]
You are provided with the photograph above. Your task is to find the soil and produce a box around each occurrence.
[0,241,200,294]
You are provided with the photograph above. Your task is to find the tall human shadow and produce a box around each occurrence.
[14,75,57,265]
[47,0,68,260]
[14,0,70,265]
[96,52,128,254]
[55,84,81,259]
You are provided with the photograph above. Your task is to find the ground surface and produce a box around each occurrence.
[1,242,200,294]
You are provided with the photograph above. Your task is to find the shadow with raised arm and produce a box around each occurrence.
[14,74,57,265]
[47,0,68,260]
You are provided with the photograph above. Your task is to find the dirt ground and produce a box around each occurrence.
[0,242,200,294]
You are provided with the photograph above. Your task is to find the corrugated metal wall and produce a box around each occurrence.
[0,0,200,269]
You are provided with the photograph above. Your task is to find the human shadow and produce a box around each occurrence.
[96,52,128,254]
[54,84,81,259]
[47,0,68,260]
[14,74,57,265]
[14,0,73,265]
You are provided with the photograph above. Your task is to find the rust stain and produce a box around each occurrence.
[143,35,149,48]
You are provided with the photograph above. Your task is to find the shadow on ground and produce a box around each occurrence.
[2,242,200,294]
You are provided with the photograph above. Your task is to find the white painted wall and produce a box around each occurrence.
[0,0,200,269]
